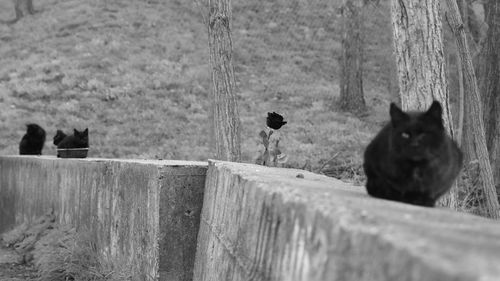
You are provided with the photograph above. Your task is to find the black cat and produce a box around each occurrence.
[53,130,67,146]
[363,101,463,207]
[57,128,89,149]
[19,124,46,155]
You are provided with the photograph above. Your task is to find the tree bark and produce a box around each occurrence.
[457,0,467,27]
[445,0,500,218]
[208,0,242,162]
[478,0,500,187]
[460,0,475,164]
[339,0,366,113]
[455,0,467,147]
[14,0,34,21]
[390,0,458,208]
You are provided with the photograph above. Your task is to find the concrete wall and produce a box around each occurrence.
[3,157,500,281]
[0,156,206,281]
[194,161,500,281]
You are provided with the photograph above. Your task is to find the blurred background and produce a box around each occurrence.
[0,0,484,184]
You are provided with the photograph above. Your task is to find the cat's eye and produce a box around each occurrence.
[401,132,410,139]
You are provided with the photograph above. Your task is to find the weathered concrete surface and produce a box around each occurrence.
[194,160,500,281]
[0,156,207,281]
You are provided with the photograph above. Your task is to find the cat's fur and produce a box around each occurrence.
[19,123,46,155]
[53,130,67,146]
[363,101,463,207]
[57,128,89,149]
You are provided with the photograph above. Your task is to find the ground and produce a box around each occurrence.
[0,245,37,280]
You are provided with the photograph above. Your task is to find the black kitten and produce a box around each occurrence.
[53,130,67,146]
[57,128,89,149]
[363,101,463,207]
[19,124,46,155]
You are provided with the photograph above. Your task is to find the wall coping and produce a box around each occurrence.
[194,160,500,281]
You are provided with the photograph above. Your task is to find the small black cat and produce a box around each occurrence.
[53,130,67,146]
[19,123,46,155]
[57,128,89,149]
[363,101,463,207]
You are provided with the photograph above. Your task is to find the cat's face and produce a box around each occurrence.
[53,130,66,144]
[73,128,89,144]
[389,101,445,161]
[54,130,65,138]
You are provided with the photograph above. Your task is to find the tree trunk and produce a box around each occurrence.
[478,0,500,188]
[14,0,34,21]
[458,0,478,177]
[339,0,366,113]
[455,0,467,146]
[208,0,242,162]
[457,0,468,27]
[445,0,500,219]
[460,0,475,163]
[390,0,458,209]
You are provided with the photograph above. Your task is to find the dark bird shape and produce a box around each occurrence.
[267,112,287,130]
[19,123,46,155]
[53,130,67,146]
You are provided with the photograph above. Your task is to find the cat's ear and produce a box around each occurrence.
[425,100,442,122]
[73,128,79,135]
[390,103,408,127]
[83,128,88,134]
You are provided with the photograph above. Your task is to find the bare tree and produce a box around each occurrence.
[390,0,458,208]
[339,0,366,113]
[477,0,500,187]
[208,0,241,162]
[445,0,500,218]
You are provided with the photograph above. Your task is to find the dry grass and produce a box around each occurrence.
[457,160,489,216]
[33,226,132,281]
[2,222,30,248]
[0,0,392,175]
[35,227,93,281]
[2,210,56,264]
[2,213,132,281]
[319,155,365,185]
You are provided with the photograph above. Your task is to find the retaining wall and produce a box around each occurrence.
[0,156,207,281]
[2,157,500,281]
[193,161,500,281]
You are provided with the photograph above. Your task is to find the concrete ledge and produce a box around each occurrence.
[3,157,500,281]
[193,161,500,281]
[0,156,207,281]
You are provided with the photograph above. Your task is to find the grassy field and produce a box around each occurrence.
[0,0,398,183]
